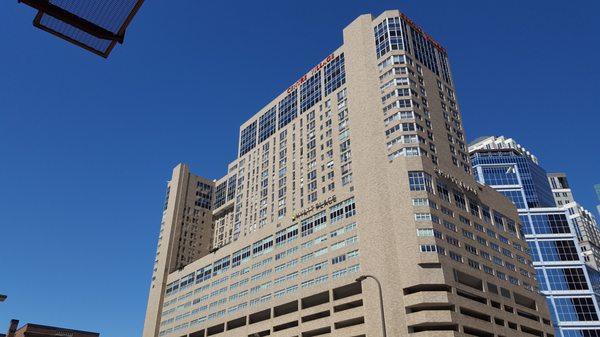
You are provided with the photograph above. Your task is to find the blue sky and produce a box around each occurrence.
[0,1,599,336]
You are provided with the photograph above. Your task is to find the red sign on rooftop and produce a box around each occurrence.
[400,13,447,55]
[286,53,335,93]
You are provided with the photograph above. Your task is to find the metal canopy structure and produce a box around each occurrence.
[19,0,145,58]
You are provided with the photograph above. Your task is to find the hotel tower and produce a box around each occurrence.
[143,10,555,337]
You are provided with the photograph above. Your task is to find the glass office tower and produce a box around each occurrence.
[470,136,600,337]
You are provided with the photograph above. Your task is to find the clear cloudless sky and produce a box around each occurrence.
[1,1,599,336]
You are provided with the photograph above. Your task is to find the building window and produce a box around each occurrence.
[449,251,463,262]
[278,90,297,129]
[275,224,299,246]
[537,240,580,262]
[252,236,274,257]
[415,213,433,221]
[437,182,450,202]
[214,181,228,209]
[465,244,477,255]
[554,297,599,322]
[499,190,526,209]
[420,244,437,252]
[258,106,277,143]
[231,246,251,268]
[407,23,441,76]
[417,228,434,237]
[301,211,327,237]
[212,256,231,276]
[324,53,346,95]
[530,214,571,235]
[453,191,466,210]
[408,171,433,192]
[481,165,519,186]
[562,330,600,337]
[444,221,457,232]
[239,121,257,156]
[412,198,428,206]
[300,72,322,113]
[388,147,422,160]
[374,17,404,58]
[545,268,589,291]
[329,198,356,223]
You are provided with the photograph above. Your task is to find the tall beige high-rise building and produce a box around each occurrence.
[143,10,555,337]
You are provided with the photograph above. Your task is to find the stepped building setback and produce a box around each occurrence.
[143,10,554,337]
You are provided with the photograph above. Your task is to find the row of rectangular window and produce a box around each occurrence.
[163,223,359,320]
[165,197,356,297]
[239,54,346,157]
[160,263,361,334]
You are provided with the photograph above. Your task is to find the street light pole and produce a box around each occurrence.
[356,275,387,337]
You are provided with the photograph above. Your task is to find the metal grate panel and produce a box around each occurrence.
[21,0,145,57]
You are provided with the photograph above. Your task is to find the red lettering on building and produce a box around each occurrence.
[286,53,335,93]
[400,13,447,55]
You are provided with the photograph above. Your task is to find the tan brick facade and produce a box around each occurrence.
[143,10,555,337]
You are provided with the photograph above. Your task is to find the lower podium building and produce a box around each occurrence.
[2,320,99,337]
[143,10,555,337]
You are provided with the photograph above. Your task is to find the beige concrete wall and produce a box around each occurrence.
[143,164,215,337]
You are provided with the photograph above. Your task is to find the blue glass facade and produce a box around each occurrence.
[500,190,527,209]
[471,148,600,337]
[588,266,600,301]
[471,150,556,209]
